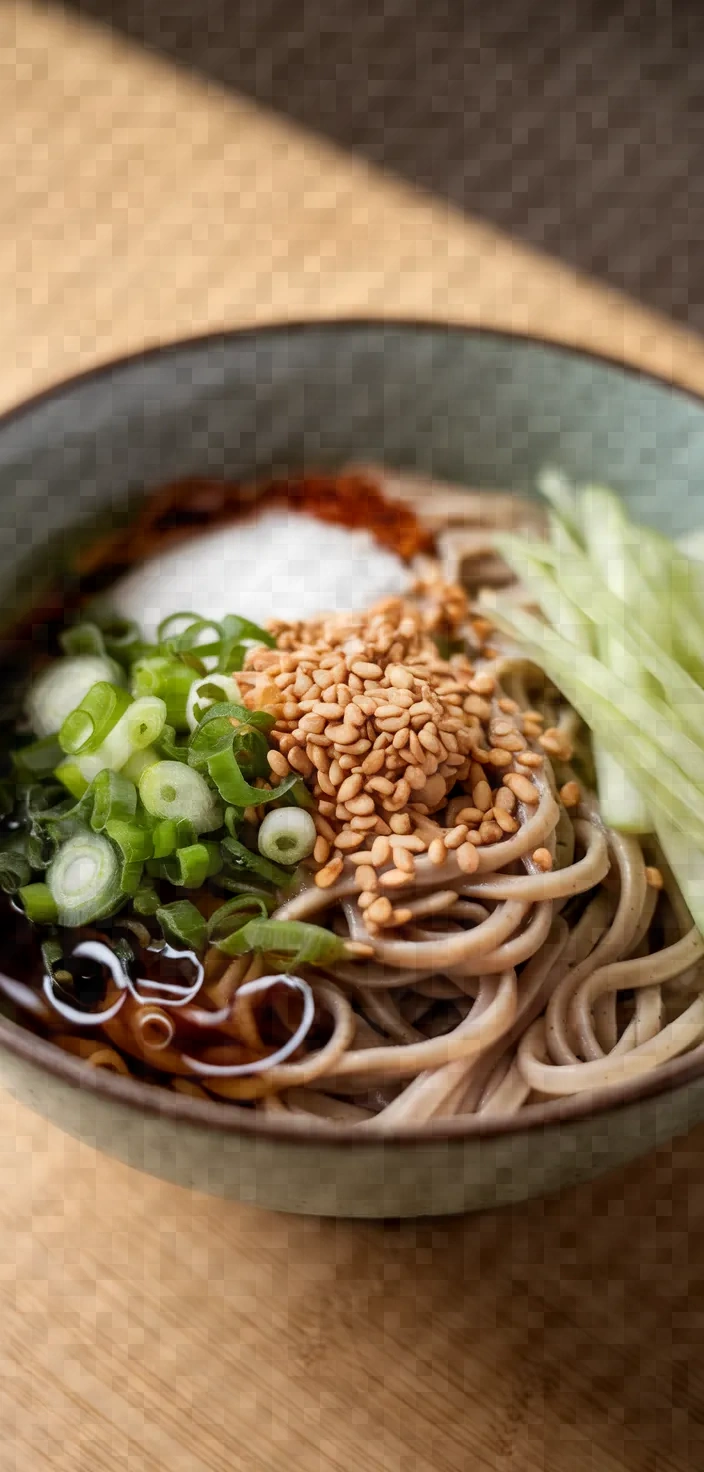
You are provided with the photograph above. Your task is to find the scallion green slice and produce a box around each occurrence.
[257,807,316,865]
[17,882,59,924]
[26,654,124,738]
[216,917,347,965]
[131,655,197,730]
[150,817,197,859]
[186,673,243,732]
[221,833,293,889]
[59,682,132,756]
[158,842,223,888]
[155,899,207,953]
[139,760,223,833]
[46,831,123,926]
[12,735,64,782]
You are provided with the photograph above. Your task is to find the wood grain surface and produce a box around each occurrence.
[2,4,704,1469]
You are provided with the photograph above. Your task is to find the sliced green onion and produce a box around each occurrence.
[59,681,132,756]
[131,655,196,730]
[91,612,145,664]
[186,674,243,732]
[201,741,296,808]
[60,622,107,658]
[122,746,160,783]
[104,818,153,894]
[151,817,197,858]
[132,883,161,916]
[124,696,167,750]
[195,700,275,735]
[85,770,136,830]
[12,735,63,782]
[216,613,275,672]
[154,725,190,763]
[0,839,34,894]
[17,882,58,924]
[158,842,223,888]
[207,894,271,952]
[218,917,347,965]
[258,807,316,864]
[188,713,294,807]
[156,899,207,953]
[26,654,123,738]
[139,760,223,833]
[222,833,294,890]
[54,761,90,799]
[46,831,123,926]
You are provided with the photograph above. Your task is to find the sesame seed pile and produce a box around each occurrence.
[237,592,578,935]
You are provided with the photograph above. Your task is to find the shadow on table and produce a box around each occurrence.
[68,0,704,332]
[277,1130,704,1468]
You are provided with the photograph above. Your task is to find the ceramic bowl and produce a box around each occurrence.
[2,321,704,1218]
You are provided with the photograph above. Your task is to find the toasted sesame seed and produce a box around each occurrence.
[487,748,513,768]
[312,701,344,719]
[472,780,493,813]
[428,838,447,866]
[560,780,581,809]
[371,835,392,867]
[357,891,376,911]
[491,732,527,753]
[367,776,395,796]
[380,867,412,889]
[361,749,386,775]
[455,806,484,826]
[315,854,345,887]
[493,808,519,834]
[345,704,367,729]
[539,728,573,761]
[313,835,331,865]
[394,847,416,875]
[504,773,539,805]
[498,698,520,714]
[337,773,363,803]
[517,751,544,769]
[325,722,359,744]
[493,787,516,814]
[288,747,314,777]
[346,793,376,816]
[645,865,664,890]
[457,841,480,874]
[532,847,553,872]
[387,665,415,690]
[390,908,413,927]
[389,812,412,835]
[367,896,393,925]
[333,829,365,851]
[444,825,469,850]
[267,750,290,778]
[469,673,495,695]
[479,820,503,844]
[405,765,428,791]
[316,771,337,798]
[350,660,383,679]
[355,864,378,892]
[389,834,426,852]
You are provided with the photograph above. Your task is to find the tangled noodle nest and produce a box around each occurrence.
[5,474,704,1126]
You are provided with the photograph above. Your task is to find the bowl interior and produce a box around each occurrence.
[1,320,704,1150]
[1,322,703,623]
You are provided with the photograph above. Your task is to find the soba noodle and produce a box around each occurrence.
[2,469,703,1128]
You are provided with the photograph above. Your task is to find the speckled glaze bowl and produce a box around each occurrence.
[2,321,704,1218]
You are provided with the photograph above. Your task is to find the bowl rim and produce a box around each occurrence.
[2,314,704,1147]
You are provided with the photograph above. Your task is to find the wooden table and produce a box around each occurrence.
[2,5,704,1468]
